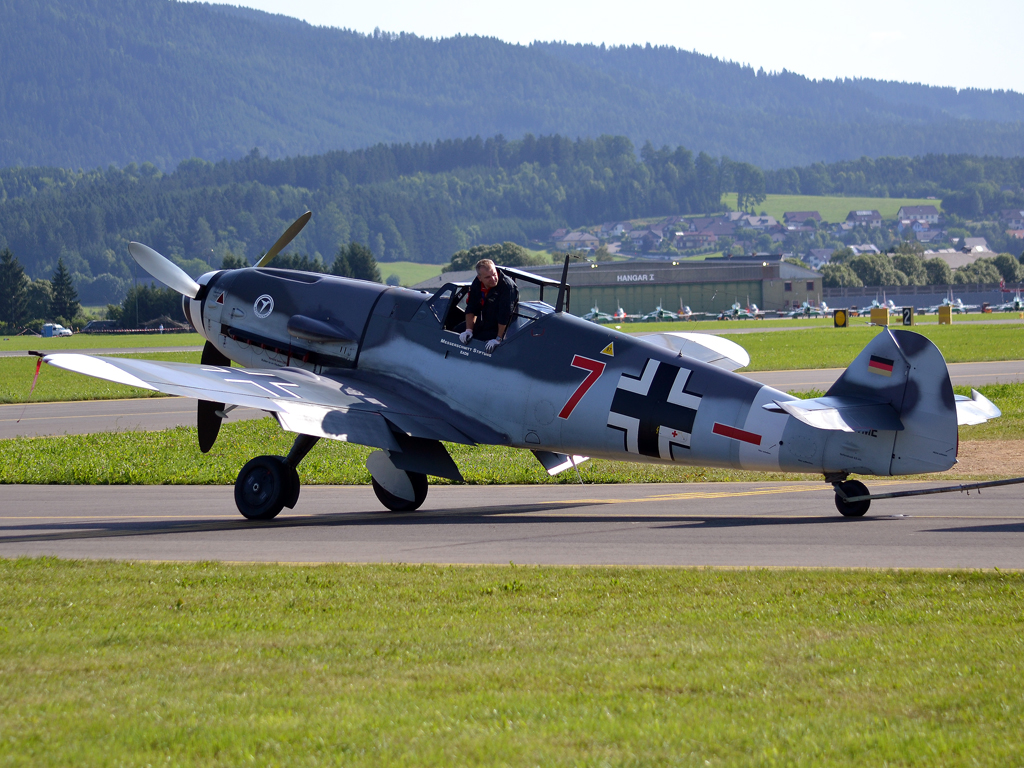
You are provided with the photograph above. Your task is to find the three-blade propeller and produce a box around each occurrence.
[127,211,312,453]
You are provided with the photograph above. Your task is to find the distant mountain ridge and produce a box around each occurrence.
[3,0,1024,170]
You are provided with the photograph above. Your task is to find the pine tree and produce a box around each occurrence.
[49,257,80,322]
[345,242,381,283]
[0,248,29,330]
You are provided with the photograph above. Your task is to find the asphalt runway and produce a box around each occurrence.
[2,360,1021,439]
[1,481,1021,568]
[0,397,266,439]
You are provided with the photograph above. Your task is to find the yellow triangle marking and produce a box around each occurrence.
[601,342,614,356]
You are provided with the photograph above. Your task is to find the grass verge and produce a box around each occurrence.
[0,332,204,353]
[0,384,1018,485]
[0,351,200,404]
[0,559,1022,767]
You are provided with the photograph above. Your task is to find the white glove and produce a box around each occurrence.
[459,329,473,344]
[484,337,501,353]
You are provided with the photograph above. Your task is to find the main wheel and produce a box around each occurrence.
[834,480,870,517]
[235,455,290,520]
[371,471,428,512]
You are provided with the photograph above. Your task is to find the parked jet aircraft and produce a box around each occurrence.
[925,297,977,314]
[786,301,832,319]
[995,290,1024,312]
[640,304,679,322]
[42,213,1010,521]
[582,306,615,323]
[717,301,763,320]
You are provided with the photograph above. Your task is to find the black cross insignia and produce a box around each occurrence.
[607,358,703,459]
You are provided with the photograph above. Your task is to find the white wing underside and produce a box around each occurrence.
[43,354,474,448]
[637,332,750,371]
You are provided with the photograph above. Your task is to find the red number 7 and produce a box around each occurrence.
[558,355,606,419]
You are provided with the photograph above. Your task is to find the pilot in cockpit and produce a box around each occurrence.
[459,258,518,353]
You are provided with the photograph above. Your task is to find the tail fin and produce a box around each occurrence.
[827,328,958,474]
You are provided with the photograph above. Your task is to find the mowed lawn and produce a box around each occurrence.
[0,560,1022,767]
[721,193,942,222]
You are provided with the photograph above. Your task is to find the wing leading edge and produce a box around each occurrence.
[43,354,477,466]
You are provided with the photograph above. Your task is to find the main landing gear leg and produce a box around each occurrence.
[234,434,320,521]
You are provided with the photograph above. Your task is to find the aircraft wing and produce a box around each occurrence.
[43,354,482,451]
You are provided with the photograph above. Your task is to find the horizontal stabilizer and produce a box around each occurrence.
[954,389,1001,425]
[532,450,590,476]
[765,396,903,433]
[638,332,750,371]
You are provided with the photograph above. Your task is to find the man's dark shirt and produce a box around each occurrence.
[465,272,517,341]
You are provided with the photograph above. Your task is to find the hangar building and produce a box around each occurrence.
[414,255,822,316]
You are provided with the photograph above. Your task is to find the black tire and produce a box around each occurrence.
[834,480,871,517]
[371,471,428,512]
[235,455,289,520]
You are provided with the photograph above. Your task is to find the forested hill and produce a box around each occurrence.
[4,0,1024,171]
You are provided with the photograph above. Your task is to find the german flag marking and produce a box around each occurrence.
[868,354,894,376]
[712,422,762,445]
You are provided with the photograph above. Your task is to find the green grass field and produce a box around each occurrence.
[0,351,200,404]
[0,382,1018,485]
[1,560,1022,767]
[0,331,204,352]
[721,193,942,222]
[376,260,446,286]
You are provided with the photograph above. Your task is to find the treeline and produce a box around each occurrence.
[0,135,733,300]
[819,245,1024,289]
[765,155,1024,217]
[5,0,1024,172]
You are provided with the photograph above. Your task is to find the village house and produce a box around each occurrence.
[740,214,778,230]
[999,210,1024,230]
[555,231,599,251]
[549,228,569,242]
[805,248,834,269]
[598,221,630,237]
[846,210,883,227]
[677,231,717,249]
[896,205,940,224]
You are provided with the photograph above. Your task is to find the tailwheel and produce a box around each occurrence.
[234,455,298,520]
[834,479,870,517]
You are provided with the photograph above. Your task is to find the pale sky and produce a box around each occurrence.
[201,0,1024,93]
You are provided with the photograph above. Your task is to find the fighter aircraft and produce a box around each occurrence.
[612,306,639,322]
[717,301,763,320]
[582,306,615,323]
[640,304,679,322]
[786,301,832,319]
[925,297,976,314]
[994,289,1024,312]
[42,212,1011,521]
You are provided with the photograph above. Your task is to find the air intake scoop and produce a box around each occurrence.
[286,315,358,343]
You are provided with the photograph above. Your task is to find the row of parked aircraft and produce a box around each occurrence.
[581,289,1024,324]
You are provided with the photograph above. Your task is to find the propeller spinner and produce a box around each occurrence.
[125,212,312,453]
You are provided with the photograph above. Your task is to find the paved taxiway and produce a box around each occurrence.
[1,482,1020,568]
[2,360,1021,439]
